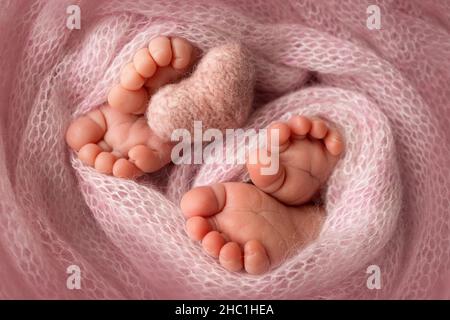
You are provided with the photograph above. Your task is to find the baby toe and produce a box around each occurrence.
[180,184,226,218]
[244,240,270,275]
[94,151,117,175]
[202,231,226,258]
[324,128,345,156]
[148,36,172,67]
[120,63,145,90]
[288,115,312,138]
[133,48,157,78]
[128,145,166,173]
[112,158,143,179]
[219,242,243,272]
[78,143,103,167]
[65,110,106,151]
[186,216,212,241]
[310,118,328,139]
[266,122,291,152]
[170,37,193,70]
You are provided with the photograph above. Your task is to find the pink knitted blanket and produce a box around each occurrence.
[0,0,449,299]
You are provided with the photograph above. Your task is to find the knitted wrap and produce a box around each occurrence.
[0,0,449,299]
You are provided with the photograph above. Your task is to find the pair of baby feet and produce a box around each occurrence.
[66,36,194,178]
[66,36,344,275]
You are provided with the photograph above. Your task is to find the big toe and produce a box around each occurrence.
[180,184,226,218]
[246,122,290,194]
[66,110,106,151]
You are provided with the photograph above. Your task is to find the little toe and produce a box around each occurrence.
[180,184,226,218]
[170,37,193,70]
[133,48,157,78]
[219,242,243,272]
[148,36,172,67]
[186,216,212,241]
[120,63,145,91]
[202,231,226,258]
[94,151,117,175]
[310,118,328,139]
[112,158,143,179]
[128,145,167,173]
[288,115,312,138]
[266,122,291,152]
[244,240,270,275]
[324,128,345,156]
[107,85,148,114]
[78,143,103,167]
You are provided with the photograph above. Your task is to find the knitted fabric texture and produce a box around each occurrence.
[0,0,449,299]
[147,42,255,140]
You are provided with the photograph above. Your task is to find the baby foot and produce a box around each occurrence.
[181,182,325,275]
[107,36,195,115]
[247,115,344,205]
[66,36,195,178]
[180,116,344,274]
